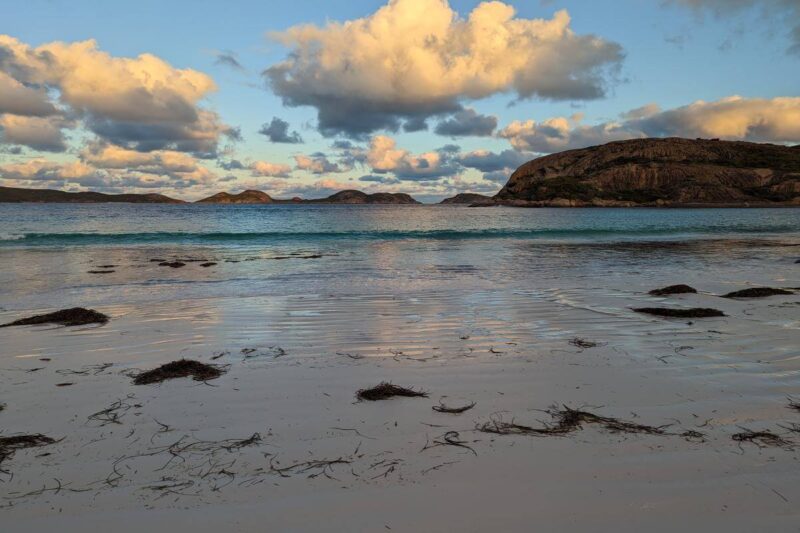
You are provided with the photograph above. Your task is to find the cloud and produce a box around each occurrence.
[265,0,624,137]
[457,148,533,172]
[482,169,513,183]
[0,71,57,116]
[0,34,232,155]
[668,0,800,55]
[294,153,343,174]
[80,143,207,175]
[499,114,643,152]
[359,174,400,184]
[258,117,303,143]
[214,51,245,71]
[250,160,292,177]
[500,96,800,153]
[0,159,99,182]
[0,114,70,151]
[366,135,459,179]
[434,108,497,137]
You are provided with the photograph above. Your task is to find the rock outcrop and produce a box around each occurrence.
[493,138,800,207]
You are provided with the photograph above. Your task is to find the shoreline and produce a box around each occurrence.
[2,272,799,530]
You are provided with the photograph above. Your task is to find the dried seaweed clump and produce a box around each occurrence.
[722,288,793,299]
[0,308,109,328]
[356,382,428,401]
[649,284,698,296]
[478,407,668,437]
[432,401,476,414]
[133,359,225,385]
[633,307,725,318]
[0,434,57,469]
[732,429,793,449]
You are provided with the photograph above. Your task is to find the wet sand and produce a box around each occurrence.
[1,265,799,531]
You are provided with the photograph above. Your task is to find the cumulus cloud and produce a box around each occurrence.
[499,114,643,152]
[0,71,57,116]
[0,34,232,155]
[0,159,99,182]
[294,153,343,174]
[258,117,303,143]
[366,135,459,179]
[434,108,497,137]
[250,160,292,177]
[668,0,800,54]
[0,114,71,152]
[457,148,533,172]
[500,96,800,153]
[265,0,624,137]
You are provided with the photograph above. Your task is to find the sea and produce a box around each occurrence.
[1,204,799,313]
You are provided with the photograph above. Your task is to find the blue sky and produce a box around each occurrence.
[1,0,799,201]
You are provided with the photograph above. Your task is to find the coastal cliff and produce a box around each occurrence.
[493,138,800,207]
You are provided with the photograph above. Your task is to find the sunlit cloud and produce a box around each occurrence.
[500,96,800,153]
[0,34,234,155]
[265,0,623,137]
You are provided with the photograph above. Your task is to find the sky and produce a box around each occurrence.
[1,0,799,202]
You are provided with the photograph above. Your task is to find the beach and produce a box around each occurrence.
[1,205,799,532]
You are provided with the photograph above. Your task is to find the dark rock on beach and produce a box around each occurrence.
[649,284,698,296]
[0,308,109,327]
[722,287,794,298]
[200,262,217,267]
[633,307,725,318]
[159,261,186,268]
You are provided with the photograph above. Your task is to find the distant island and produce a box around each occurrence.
[439,193,492,205]
[0,186,418,205]
[491,138,800,207]
[0,186,183,204]
[3,138,800,206]
[196,189,420,204]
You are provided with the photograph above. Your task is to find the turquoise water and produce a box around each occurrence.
[1,204,799,246]
[0,204,798,311]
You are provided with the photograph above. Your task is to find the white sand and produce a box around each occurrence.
[1,278,799,531]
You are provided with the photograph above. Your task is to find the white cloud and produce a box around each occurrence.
[294,153,343,174]
[0,114,71,152]
[265,0,623,136]
[0,35,233,155]
[500,96,800,153]
[250,160,292,177]
[366,135,458,179]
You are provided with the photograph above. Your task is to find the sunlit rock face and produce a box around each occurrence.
[495,138,800,207]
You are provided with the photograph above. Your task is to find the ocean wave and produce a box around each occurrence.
[0,224,797,246]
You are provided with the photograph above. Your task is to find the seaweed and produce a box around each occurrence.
[633,307,725,318]
[478,407,670,438]
[356,382,428,401]
[432,401,476,414]
[722,288,794,299]
[0,307,109,327]
[649,284,698,296]
[132,359,225,385]
[0,434,57,472]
